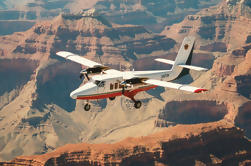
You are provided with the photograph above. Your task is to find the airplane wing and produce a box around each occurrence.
[56,51,102,68]
[143,79,207,93]
[56,51,122,75]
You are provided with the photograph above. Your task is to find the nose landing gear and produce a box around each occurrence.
[84,103,91,111]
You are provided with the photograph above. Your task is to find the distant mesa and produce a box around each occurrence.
[61,8,112,27]
[62,8,100,19]
[82,8,100,17]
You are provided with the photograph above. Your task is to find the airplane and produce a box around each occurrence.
[56,36,208,111]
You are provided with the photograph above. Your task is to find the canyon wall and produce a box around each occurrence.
[0,1,250,164]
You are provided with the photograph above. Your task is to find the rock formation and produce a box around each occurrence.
[1,123,250,165]
[0,0,250,164]
[162,0,251,50]
[0,0,221,35]
[0,10,176,161]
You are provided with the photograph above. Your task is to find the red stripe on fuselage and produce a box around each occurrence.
[76,85,157,100]
[77,91,122,100]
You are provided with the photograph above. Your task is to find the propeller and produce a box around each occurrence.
[79,66,110,81]
[80,73,84,79]
[79,69,90,81]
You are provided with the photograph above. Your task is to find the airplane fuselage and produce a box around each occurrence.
[70,69,170,100]
[56,36,207,110]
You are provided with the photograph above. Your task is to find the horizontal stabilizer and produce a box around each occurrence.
[155,58,174,65]
[178,64,208,71]
[143,79,208,93]
[155,58,208,71]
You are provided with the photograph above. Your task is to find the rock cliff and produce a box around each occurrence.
[0,0,221,35]
[162,0,251,50]
[1,123,250,166]
[0,11,176,161]
[0,1,250,164]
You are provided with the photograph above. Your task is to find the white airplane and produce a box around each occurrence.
[56,36,208,111]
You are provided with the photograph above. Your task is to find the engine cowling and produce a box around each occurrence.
[80,66,110,80]
[120,77,148,94]
[120,77,147,86]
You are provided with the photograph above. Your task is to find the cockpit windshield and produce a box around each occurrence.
[94,80,105,87]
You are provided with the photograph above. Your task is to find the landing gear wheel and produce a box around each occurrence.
[109,97,116,101]
[134,101,142,109]
[84,103,91,111]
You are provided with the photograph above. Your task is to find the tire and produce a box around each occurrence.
[134,101,142,109]
[109,97,116,101]
[84,104,91,111]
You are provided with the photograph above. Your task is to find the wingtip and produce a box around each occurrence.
[202,68,209,71]
[154,58,162,62]
[194,89,208,93]
[56,51,64,56]
[56,51,73,57]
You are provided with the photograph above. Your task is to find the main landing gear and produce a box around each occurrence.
[83,96,142,111]
[123,90,142,109]
[130,97,142,109]
[134,100,142,109]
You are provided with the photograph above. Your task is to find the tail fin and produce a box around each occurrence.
[154,36,208,81]
[167,36,195,80]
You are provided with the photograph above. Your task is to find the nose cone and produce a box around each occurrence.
[70,91,78,99]
[70,82,97,99]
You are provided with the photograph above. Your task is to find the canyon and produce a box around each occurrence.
[0,0,250,165]
[0,0,220,35]
[1,123,251,165]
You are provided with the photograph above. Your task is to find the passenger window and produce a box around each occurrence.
[110,83,113,90]
[115,83,118,89]
[95,80,101,86]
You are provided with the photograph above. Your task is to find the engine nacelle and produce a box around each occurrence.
[80,66,110,80]
[120,77,147,86]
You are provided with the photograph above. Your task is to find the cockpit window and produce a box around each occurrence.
[95,80,105,87]
[94,80,100,85]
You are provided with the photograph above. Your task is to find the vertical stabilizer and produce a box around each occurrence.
[168,36,195,80]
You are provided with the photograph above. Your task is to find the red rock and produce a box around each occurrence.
[1,123,250,166]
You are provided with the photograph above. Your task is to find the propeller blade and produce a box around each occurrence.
[80,73,85,79]
[85,73,90,80]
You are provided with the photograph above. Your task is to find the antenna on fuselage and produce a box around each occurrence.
[98,53,103,65]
